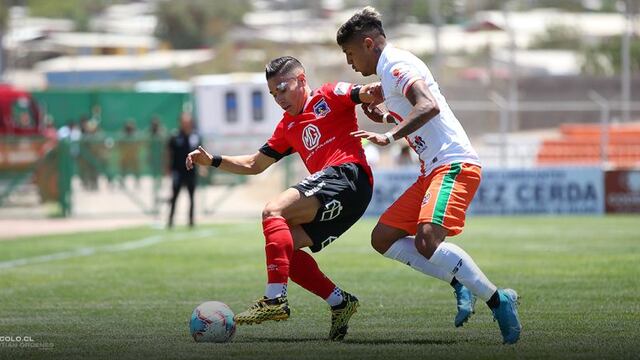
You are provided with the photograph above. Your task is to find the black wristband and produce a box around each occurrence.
[350,85,363,104]
[211,155,222,168]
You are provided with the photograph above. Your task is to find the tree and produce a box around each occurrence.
[529,24,581,50]
[581,36,640,76]
[26,0,120,31]
[155,0,252,49]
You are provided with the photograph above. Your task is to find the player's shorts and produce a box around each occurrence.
[293,162,373,253]
[379,162,481,237]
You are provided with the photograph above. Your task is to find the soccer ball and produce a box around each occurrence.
[189,301,236,343]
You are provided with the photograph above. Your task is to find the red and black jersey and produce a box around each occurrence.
[260,82,373,184]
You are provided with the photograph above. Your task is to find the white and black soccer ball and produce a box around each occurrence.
[189,301,236,343]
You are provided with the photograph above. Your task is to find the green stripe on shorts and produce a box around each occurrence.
[432,162,462,225]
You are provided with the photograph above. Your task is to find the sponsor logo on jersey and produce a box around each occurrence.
[413,135,427,154]
[392,66,411,89]
[334,82,350,95]
[313,98,331,118]
[302,124,321,150]
[287,122,294,130]
[320,199,343,221]
[304,181,326,197]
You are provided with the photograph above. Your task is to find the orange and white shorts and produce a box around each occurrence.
[379,162,481,237]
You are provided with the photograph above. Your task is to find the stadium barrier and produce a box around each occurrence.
[365,166,639,216]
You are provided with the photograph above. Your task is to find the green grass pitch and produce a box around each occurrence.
[0,216,638,359]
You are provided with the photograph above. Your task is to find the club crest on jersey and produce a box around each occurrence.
[302,124,321,150]
[421,191,431,207]
[313,98,331,118]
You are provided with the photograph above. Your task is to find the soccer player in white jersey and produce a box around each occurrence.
[336,7,521,344]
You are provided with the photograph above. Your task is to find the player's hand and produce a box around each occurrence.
[360,82,384,105]
[360,103,386,123]
[186,146,213,170]
[350,130,391,146]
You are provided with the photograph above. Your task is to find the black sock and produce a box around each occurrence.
[450,277,460,287]
[486,291,500,309]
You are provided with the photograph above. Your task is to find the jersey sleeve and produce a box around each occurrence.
[321,82,361,109]
[385,61,423,97]
[259,119,295,161]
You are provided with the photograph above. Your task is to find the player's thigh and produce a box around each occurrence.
[262,187,322,225]
[290,225,314,250]
[418,163,481,237]
[378,176,427,236]
[298,163,373,253]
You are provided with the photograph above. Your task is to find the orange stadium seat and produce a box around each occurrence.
[537,124,640,167]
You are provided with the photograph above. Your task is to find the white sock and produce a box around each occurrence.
[265,283,287,299]
[383,237,454,283]
[429,242,497,301]
[325,287,344,307]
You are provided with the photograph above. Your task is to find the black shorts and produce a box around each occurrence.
[292,162,373,253]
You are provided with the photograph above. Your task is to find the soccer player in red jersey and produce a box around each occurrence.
[186,56,377,341]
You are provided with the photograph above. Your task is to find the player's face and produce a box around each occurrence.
[267,72,306,115]
[341,38,376,76]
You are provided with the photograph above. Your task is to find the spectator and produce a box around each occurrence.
[167,113,200,228]
[119,119,141,185]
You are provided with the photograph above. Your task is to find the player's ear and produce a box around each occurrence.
[364,37,374,51]
[297,73,307,86]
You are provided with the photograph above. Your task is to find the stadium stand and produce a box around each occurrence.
[537,123,640,167]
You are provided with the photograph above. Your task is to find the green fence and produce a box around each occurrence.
[0,134,247,218]
[32,90,192,133]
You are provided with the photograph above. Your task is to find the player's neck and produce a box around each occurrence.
[373,38,387,72]
[300,86,313,113]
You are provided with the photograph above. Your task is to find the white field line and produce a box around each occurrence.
[0,229,216,270]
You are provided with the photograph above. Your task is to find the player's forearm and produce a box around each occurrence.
[217,154,264,175]
[388,102,439,140]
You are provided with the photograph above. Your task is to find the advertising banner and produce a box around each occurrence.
[605,170,640,213]
[365,167,605,216]
[469,167,604,215]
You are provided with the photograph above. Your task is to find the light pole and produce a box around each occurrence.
[621,0,632,123]
[429,0,443,80]
[503,1,519,132]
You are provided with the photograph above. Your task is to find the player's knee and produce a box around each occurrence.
[370,235,387,254]
[414,226,443,259]
[261,201,284,220]
[370,225,392,254]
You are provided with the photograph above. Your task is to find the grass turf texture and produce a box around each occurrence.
[0,216,638,359]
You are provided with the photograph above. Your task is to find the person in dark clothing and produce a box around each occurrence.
[167,113,201,228]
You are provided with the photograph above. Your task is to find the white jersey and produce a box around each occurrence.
[377,44,480,176]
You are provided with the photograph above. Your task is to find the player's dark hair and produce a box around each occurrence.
[336,6,386,46]
[265,56,305,80]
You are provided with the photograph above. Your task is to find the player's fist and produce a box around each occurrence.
[186,146,213,170]
[361,82,383,105]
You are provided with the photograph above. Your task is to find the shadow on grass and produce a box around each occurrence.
[236,337,460,345]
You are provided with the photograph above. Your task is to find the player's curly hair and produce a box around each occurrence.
[265,56,305,80]
[336,6,386,46]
